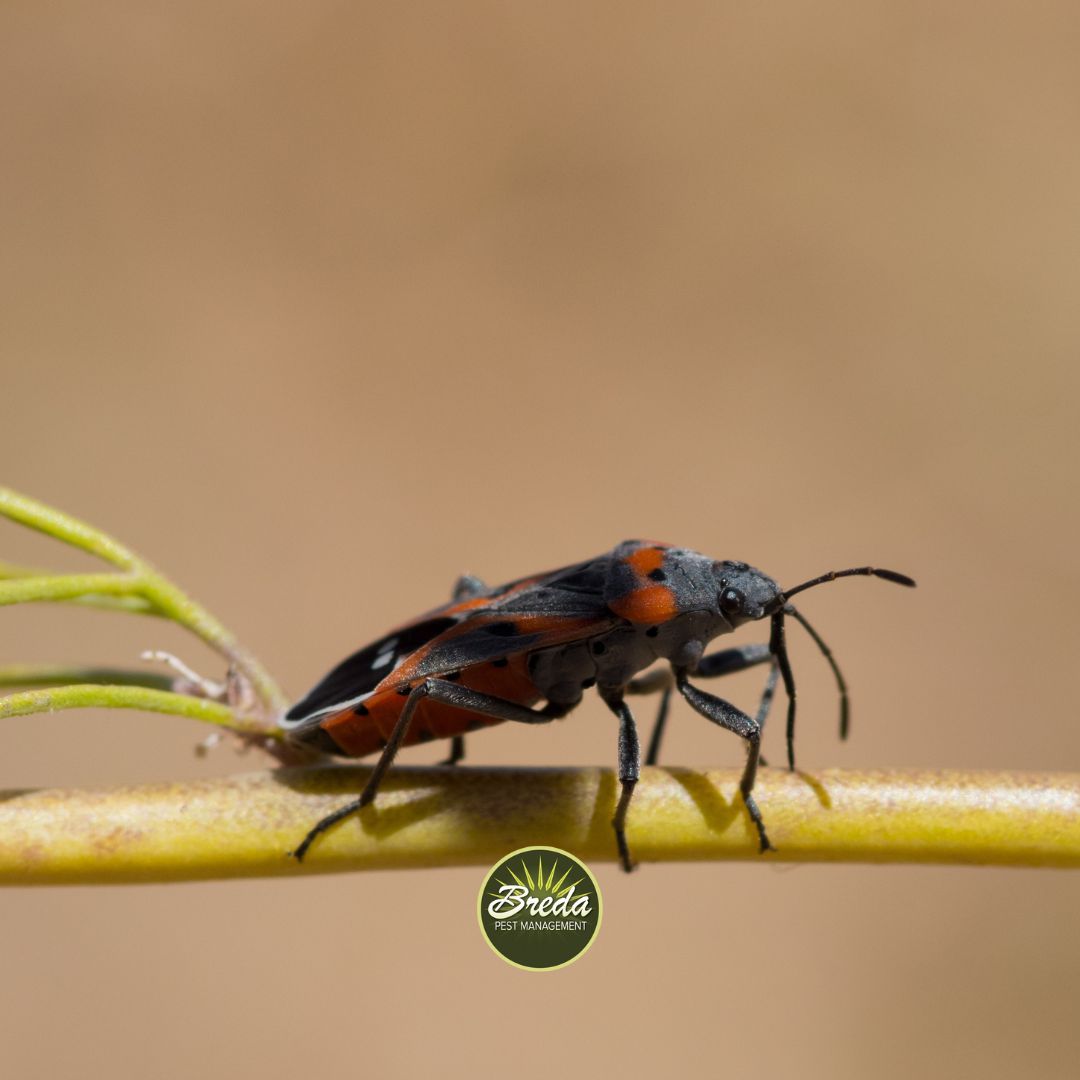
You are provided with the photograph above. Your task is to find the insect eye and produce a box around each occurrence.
[719,588,743,615]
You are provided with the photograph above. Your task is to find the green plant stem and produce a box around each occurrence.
[138,575,284,713]
[0,561,157,614]
[3,488,1075,889]
[1,767,1076,884]
[0,489,140,568]
[0,684,264,733]
[0,573,145,606]
[0,486,286,717]
[0,665,174,691]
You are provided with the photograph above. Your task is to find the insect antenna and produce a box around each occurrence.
[772,566,915,770]
[782,566,915,601]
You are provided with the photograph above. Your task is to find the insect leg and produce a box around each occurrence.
[755,661,780,733]
[750,661,781,767]
[631,644,772,767]
[439,734,466,766]
[441,573,488,763]
[373,680,566,818]
[290,679,566,861]
[695,642,772,678]
[625,669,673,768]
[290,681,434,861]
[437,575,489,764]
[675,671,774,854]
[644,686,672,767]
[452,574,487,601]
[599,689,641,873]
[770,612,799,771]
[697,643,777,765]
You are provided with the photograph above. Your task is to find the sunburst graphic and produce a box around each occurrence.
[487,853,592,906]
[479,846,603,970]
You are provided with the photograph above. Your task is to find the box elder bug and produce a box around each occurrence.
[281,540,914,870]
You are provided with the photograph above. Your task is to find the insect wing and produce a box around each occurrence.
[283,613,460,723]
[283,551,619,725]
[383,555,619,687]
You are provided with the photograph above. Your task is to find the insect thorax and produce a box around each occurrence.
[527,609,730,703]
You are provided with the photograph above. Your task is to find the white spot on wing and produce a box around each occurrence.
[371,636,399,669]
[279,689,377,727]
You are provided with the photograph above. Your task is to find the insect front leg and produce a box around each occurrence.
[599,688,641,873]
[290,679,566,862]
[697,644,778,765]
[753,662,779,733]
[675,671,775,854]
[629,644,773,766]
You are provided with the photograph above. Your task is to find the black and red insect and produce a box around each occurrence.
[282,540,914,869]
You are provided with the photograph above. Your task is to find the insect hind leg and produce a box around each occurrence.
[289,679,566,862]
[439,734,466,766]
[289,681,432,862]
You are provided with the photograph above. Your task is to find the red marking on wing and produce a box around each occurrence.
[625,546,666,577]
[308,556,622,756]
[380,612,607,691]
[390,572,550,632]
[609,547,679,623]
[608,584,678,623]
[320,653,542,758]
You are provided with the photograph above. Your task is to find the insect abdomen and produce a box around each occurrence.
[303,653,543,758]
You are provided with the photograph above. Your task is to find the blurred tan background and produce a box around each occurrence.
[2,3,1078,1077]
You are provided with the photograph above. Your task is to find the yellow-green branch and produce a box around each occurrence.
[0,562,157,615]
[1,767,1077,884]
[2,488,1077,887]
[0,664,174,691]
[0,683,265,734]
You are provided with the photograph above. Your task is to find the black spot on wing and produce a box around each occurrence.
[604,557,638,607]
[285,615,458,720]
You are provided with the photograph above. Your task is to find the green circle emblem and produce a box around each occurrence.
[477,845,602,971]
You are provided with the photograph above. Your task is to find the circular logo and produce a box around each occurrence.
[477,845,602,971]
